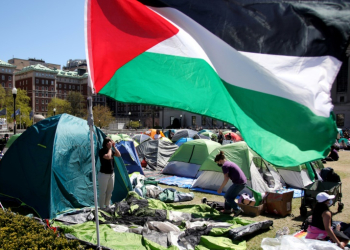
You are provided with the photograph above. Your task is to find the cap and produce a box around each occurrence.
[316,192,335,203]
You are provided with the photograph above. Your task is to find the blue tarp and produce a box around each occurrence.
[158,176,195,188]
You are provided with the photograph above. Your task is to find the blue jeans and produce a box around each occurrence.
[224,183,246,210]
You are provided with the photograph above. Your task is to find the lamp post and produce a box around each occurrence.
[180,114,182,129]
[53,108,56,116]
[139,119,141,129]
[12,87,17,135]
[128,112,131,129]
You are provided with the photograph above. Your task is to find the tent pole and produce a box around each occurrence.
[87,94,101,248]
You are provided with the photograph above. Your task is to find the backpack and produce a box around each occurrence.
[320,167,341,182]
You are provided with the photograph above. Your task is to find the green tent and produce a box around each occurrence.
[2,133,22,154]
[162,139,221,178]
[274,160,324,189]
[193,142,284,198]
[5,133,22,148]
[199,141,257,178]
[0,114,132,219]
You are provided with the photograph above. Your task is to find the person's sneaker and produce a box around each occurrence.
[233,207,244,217]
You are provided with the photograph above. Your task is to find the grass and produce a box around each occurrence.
[160,151,350,250]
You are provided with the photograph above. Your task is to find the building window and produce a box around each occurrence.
[1,75,4,80]
[42,100,44,104]
[213,119,217,126]
[36,99,39,104]
[41,107,44,111]
[36,79,39,83]
[77,86,80,90]
[42,80,44,84]
[42,86,44,90]
[51,80,54,85]
[9,76,12,81]
[36,106,38,111]
[36,86,38,90]
[45,106,48,111]
[72,85,75,90]
[36,73,39,76]
[337,59,348,93]
[8,83,11,88]
[170,116,174,125]
[51,87,54,91]
[59,84,61,88]
[46,80,48,85]
[192,116,196,126]
[69,85,71,89]
[45,87,48,90]
[36,92,38,97]
[45,93,48,97]
[201,117,206,126]
[336,113,345,127]
[45,100,48,104]
[64,84,66,89]
[1,83,4,87]
[340,96,345,103]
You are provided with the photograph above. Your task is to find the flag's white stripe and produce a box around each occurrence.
[147,6,340,117]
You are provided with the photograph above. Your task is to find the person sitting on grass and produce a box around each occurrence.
[306,192,349,249]
[324,145,339,162]
[215,151,246,216]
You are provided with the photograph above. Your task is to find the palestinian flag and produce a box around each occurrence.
[85,0,350,166]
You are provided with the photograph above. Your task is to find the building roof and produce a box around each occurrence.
[0,59,16,68]
[15,64,57,75]
[56,69,88,79]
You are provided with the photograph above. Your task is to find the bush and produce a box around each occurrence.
[0,209,83,249]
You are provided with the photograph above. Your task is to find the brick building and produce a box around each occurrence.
[14,64,88,117]
[8,58,60,72]
[0,59,16,91]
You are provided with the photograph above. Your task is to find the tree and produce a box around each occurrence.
[126,120,141,129]
[4,88,32,127]
[0,85,5,109]
[91,105,114,128]
[66,91,85,117]
[47,97,72,117]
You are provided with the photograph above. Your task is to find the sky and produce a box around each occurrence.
[0,0,86,68]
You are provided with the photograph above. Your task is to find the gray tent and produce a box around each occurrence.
[171,129,200,142]
[136,140,178,170]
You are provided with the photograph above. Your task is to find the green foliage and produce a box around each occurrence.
[126,120,141,129]
[0,85,5,108]
[66,91,85,117]
[0,209,82,249]
[3,88,32,127]
[47,97,72,117]
[92,104,114,128]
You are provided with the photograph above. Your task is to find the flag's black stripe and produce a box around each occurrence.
[139,0,350,61]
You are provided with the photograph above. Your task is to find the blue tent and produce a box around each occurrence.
[175,137,194,147]
[116,140,144,175]
[0,114,132,219]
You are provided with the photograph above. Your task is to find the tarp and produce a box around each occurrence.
[137,140,178,170]
[0,114,131,219]
[175,137,193,147]
[172,129,199,142]
[52,192,270,250]
[116,140,144,175]
[163,139,220,178]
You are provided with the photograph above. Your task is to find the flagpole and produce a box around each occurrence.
[87,78,101,248]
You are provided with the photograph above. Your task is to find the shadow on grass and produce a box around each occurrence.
[0,198,40,217]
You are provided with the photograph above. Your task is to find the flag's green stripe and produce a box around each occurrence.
[99,52,337,166]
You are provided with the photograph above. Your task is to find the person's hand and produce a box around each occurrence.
[217,188,222,194]
[337,242,345,249]
[111,140,115,147]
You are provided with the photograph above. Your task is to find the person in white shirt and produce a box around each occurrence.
[154,129,162,140]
